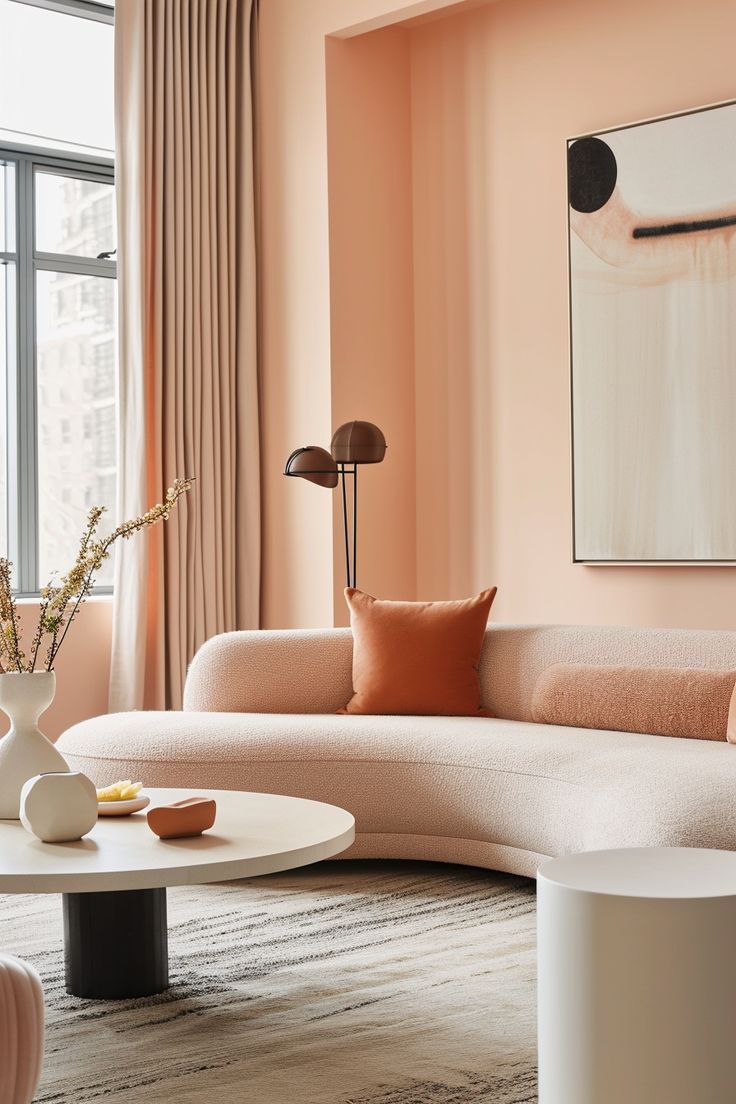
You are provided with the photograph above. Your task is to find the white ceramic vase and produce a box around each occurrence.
[0,672,68,820]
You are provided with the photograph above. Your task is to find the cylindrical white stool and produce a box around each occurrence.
[538,847,736,1104]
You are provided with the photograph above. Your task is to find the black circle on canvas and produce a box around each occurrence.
[568,137,617,213]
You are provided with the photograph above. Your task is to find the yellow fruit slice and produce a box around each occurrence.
[97,783,124,801]
[119,782,143,800]
[97,780,142,801]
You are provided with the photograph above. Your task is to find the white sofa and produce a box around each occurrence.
[57,624,736,878]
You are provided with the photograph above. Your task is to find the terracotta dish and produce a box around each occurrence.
[146,797,217,839]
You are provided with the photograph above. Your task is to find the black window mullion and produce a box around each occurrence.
[11,0,114,27]
[1,160,18,575]
[35,254,116,279]
[14,156,38,594]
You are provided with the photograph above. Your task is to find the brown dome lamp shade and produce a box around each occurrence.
[283,446,339,489]
[330,421,387,464]
[284,422,386,589]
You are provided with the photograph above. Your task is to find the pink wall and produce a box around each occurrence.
[408,0,736,627]
[1,599,113,741]
[410,18,494,601]
[258,0,466,629]
[326,28,417,622]
[260,0,736,631]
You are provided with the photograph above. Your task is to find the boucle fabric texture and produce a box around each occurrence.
[532,663,736,741]
[58,623,736,878]
[341,587,496,717]
[183,628,356,714]
[59,711,736,875]
[182,622,736,721]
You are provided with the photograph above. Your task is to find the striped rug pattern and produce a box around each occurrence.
[0,861,538,1103]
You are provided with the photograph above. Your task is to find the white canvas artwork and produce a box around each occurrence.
[568,100,736,563]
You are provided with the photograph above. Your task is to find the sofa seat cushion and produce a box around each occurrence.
[57,713,736,868]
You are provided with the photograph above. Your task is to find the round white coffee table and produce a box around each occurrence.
[537,847,736,1104]
[0,788,354,1000]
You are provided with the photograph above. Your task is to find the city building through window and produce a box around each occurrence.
[0,0,115,593]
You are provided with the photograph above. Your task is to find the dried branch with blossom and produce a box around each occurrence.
[0,477,194,674]
[0,559,25,673]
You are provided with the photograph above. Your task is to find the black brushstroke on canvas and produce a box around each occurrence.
[632,213,736,238]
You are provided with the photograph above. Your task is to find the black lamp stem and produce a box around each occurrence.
[340,464,351,587]
[353,465,358,589]
[338,463,359,588]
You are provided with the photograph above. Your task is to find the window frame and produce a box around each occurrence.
[0,142,115,596]
[9,0,114,27]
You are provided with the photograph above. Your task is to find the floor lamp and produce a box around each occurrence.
[284,421,387,588]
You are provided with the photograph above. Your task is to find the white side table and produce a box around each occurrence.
[537,847,736,1104]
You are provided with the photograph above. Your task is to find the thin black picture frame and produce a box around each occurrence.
[567,96,736,566]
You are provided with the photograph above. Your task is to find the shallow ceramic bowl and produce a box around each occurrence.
[97,795,150,817]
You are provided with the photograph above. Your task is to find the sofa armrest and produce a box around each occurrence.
[182,629,355,714]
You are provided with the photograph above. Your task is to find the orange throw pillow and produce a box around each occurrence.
[340,587,497,716]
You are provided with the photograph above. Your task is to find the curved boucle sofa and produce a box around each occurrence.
[57,624,736,878]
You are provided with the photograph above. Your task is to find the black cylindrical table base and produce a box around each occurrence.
[63,887,169,999]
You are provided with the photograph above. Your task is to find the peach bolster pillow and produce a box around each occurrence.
[341,586,497,716]
[532,663,736,742]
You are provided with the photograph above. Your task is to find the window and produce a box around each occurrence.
[1,154,117,592]
[0,0,114,157]
[0,0,115,594]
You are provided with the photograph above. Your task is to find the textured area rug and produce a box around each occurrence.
[0,862,538,1103]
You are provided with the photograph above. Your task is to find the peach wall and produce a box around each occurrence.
[408,0,736,627]
[325,28,417,622]
[260,0,736,632]
[258,0,464,628]
[410,18,494,601]
[0,599,113,741]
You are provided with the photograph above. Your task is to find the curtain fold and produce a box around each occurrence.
[110,0,260,711]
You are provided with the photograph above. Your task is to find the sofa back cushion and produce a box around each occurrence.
[184,622,736,720]
[184,628,356,713]
[530,662,736,740]
[478,624,736,723]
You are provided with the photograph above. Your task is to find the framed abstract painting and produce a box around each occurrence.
[567,99,736,563]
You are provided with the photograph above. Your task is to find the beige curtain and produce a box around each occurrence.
[110,0,260,711]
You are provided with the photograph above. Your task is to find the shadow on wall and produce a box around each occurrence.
[325,15,497,611]
[411,15,496,601]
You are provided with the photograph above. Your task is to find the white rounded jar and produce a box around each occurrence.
[20,771,98,843]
